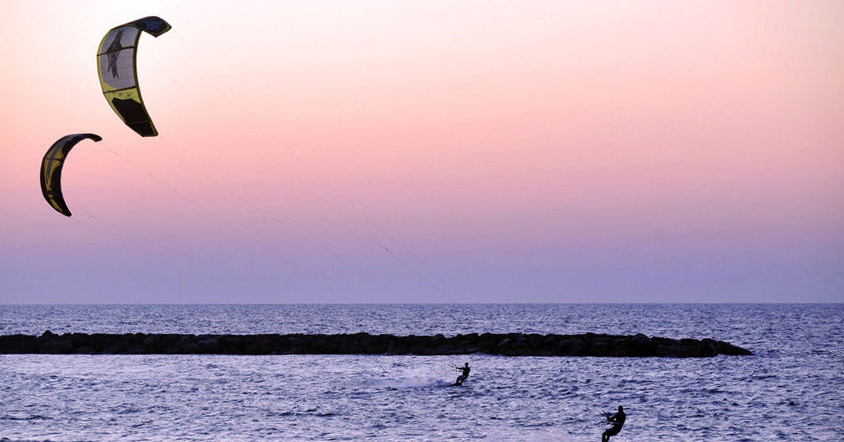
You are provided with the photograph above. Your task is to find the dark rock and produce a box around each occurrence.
[0,332,752,357]
[41,334,73,354]
[73,345,95,354]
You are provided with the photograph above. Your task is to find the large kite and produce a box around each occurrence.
[40,134,103,217]
[97,16,171,137]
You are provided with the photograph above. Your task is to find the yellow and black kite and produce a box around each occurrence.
[40,133,102,217]
[97,16,171,137]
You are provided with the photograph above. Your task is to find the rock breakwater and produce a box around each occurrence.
[0,331,752,357]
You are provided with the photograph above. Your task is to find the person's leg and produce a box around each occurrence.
[604,426,620,441]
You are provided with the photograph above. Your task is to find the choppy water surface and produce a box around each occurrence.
[1,304,842,441]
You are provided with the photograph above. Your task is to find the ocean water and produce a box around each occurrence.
[1,304,842,441]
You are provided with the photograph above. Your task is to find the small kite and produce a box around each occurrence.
[40,133,103,217]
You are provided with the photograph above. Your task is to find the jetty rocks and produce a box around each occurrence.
[0,331,751,357]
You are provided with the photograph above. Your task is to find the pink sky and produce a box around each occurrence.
[1,1,842,303]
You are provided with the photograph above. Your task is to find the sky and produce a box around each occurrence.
[1,1,842,304]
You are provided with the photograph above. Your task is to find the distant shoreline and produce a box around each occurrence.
[0,331,752,357]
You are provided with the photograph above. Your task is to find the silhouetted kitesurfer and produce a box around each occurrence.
[602,405,625,442]
[454,362,470,386]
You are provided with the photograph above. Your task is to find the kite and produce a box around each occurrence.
[40,133,103,217]
[97,16,171,137]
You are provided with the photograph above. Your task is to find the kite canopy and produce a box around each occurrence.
[97,16,171,137]
[40,133,103,217]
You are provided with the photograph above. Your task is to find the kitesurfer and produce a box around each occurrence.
[454,362,470,386]
[602,405,626,442]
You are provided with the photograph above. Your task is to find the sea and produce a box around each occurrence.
[0,304,842,441]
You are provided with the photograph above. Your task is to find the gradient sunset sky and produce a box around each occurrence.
[1,1,842,303]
